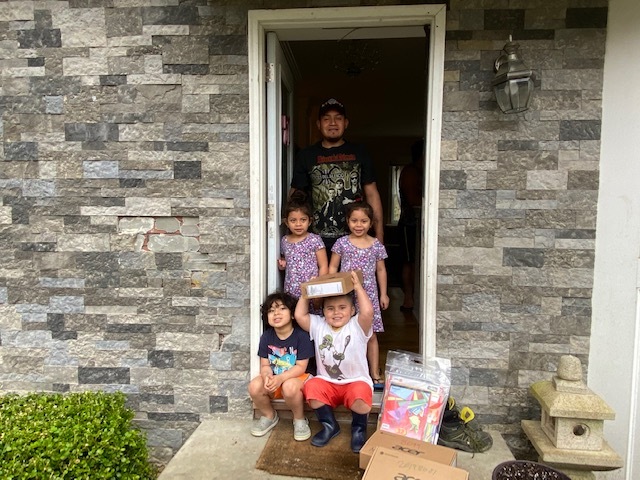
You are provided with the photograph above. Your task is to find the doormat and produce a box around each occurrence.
[255,420,375,480]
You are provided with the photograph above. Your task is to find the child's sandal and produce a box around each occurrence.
[372,376,385,391]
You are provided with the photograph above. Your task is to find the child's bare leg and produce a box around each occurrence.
[367,333,380,380]
[249,375,280,437]
[281,377,305,420]
[283,377,311,441]
[248,375,275,418]
[350,398,372,415]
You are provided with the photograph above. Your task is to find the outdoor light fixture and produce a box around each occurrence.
[492,36,533,114]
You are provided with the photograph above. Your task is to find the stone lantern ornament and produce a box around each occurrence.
[522,355,623,480]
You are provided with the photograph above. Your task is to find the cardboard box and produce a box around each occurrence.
[362,446,469,480]
[300,271,364,299]
[359,430,457,471]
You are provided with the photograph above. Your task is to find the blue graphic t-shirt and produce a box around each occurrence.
[257,327,315,375]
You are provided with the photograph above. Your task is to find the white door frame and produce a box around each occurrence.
[248,5,446,377]
[265,32,295,294]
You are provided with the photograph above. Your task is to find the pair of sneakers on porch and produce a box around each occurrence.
[437,397,493,455]
[251,412,312,441]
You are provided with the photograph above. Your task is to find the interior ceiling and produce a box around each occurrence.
[285,35,428,138]
[275,26,426,41]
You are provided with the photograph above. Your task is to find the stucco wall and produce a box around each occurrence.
[0,0,607,465]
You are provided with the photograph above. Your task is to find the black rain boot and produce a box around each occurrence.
[311,405,341,447]
[351,412,368,453]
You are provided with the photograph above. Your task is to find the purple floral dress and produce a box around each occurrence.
[332,235,388,332]
[281,232,325,299]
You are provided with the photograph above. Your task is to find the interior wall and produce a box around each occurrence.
[289,37,427,224]
[288,37,428,136]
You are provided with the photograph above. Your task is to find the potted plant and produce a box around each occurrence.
[493,460,570,480]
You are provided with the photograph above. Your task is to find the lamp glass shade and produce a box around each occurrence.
[492,39,533,114]
[493,76,533,114]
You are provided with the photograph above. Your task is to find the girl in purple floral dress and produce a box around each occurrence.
[278,191,329,310]
[328,201,389,390]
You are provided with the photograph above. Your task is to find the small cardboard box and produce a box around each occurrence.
[300,271,364,299]
[359,430,457,471]
[362,446,469,480]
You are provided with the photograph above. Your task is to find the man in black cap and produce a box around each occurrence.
[290,98,384,253]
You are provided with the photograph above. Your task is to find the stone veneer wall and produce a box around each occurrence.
[0,0,606,464]
[0,1,251,465]
[440,0,606,453]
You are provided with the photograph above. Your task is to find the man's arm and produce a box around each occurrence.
[399,165,423,208]
[364,182,384,244]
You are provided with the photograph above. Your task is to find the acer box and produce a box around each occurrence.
[362,446,469,480]
[359,430,457,470]
[300,271,364,299]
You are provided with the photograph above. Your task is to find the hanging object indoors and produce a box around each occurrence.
[333,39,380,77]
[492,36,533,114]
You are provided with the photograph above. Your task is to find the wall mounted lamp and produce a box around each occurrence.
[492,36,533,114]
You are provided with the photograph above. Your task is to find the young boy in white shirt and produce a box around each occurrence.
[294,271,373,453]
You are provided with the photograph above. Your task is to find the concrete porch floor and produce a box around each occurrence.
[158,418,515,480]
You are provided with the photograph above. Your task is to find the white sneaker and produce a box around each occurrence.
[293,417,311,441]
[251,413,279,437]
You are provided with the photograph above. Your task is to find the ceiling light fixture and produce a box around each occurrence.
[333,39,380,77]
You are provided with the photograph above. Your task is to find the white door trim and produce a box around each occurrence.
[248,5,446,377]
[628,264,640,479]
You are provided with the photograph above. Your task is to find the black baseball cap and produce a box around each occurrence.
[318,98,347,118]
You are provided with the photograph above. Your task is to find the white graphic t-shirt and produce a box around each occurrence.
[308,313,372,388]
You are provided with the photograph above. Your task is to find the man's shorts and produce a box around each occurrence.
[399,223,417,264]
[271,373,312,399]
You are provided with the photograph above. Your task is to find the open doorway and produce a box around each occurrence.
[285,36,427,371]
[248,5,446,378]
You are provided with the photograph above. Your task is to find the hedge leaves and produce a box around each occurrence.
[0,391,156,479]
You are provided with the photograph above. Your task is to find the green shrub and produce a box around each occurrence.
[0,391,156,479]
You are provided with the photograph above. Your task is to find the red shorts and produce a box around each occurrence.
[303,377,372,409]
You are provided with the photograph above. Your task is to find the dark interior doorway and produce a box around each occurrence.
[284,34,428,361]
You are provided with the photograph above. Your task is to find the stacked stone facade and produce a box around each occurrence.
[0,0,606,464]
[440,1,606,452]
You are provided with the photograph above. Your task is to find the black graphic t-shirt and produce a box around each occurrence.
[291,141,376,239]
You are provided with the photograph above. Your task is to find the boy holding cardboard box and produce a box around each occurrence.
[295,270,373,453]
